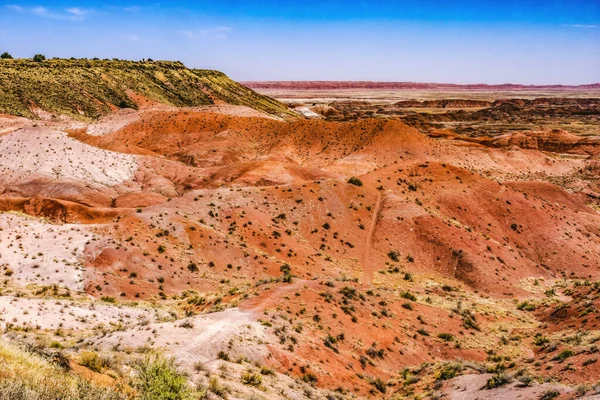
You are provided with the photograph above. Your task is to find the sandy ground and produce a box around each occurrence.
[293,106,322,118]
[94,308,268,369]
[0,126,137,186]
[0,115,32,135]
[0,296,150,331]
[440,373,575,400]
[0,212,92,290]
[91,306,340,399]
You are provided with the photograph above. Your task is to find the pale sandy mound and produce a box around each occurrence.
[0,296,150,331]
[92,307,328,399]
[0,126,137,186]
[0,114,32,135]
[0,213,92,290]
[95,308,268,369]
[440,373,573,400]
[86,109,143,137]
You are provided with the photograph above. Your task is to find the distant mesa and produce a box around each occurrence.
[243,80,600,90]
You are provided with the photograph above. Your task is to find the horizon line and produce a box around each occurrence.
[241,81,600,88]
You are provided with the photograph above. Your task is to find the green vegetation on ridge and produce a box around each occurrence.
[0,58,294,120]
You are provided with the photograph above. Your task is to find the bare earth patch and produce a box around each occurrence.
[0,212,92,290]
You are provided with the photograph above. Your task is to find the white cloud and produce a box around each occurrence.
[203,26,232,40]
[180,26,232,40]
[122,34,141,42]
[66,8,90,17]
[5,5,93,21]
[5,5,23,11]
[562,24,598,28]
[179,30,196,39]
[31,6,49,16]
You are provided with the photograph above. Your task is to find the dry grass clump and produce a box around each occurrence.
[0,340,126,400]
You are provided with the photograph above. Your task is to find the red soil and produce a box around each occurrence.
[3,106,599,396]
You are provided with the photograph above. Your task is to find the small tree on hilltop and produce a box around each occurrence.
[1,52,13,59]
[33,54,46,62]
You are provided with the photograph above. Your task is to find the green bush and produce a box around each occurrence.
[484,372,512,389]
[240,370,262,387]
[367,376,387,393]
[553,349,574,362]
[437,362,462,381]
[516,301,536,311]
[540,389,560,400]
[80,351,102,373]
[133,355,192,400]
[347,177,363,187]
[0,52,12,59]
[100,296,116,303]
[400,291,417,301]
[33,54,46,62]
[437,333,455,342]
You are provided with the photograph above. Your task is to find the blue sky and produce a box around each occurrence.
[0,1,598,84]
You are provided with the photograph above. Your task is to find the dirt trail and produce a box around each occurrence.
[246,279,311,312]
[362,192,384,286]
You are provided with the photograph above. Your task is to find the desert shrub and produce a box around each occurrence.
[437,333,454,342]
[387,251,400,262]
[132,354,191,400]
[517,301,536,311]
[207,377,228,398]
[240,370,262,387]
[553,349,573,362]
[367,376,387,393]
[100,296,116,304]
[517,373,534,387]
[583,358,597,366]
[302,372,318,385]
[436,362,462,381]
[280,263,292,283]
[1,52,12,59]
[484,372,512,389]
[539,389,560,400]
[533,335,549,346]
[33,54,46,62]
[339,286,358,300]
[187,263,198,273]
[80,351,102,373]
[259,366,274,375]
[347,177,363,187]
[0,340,127,400]
[400,291,417,301]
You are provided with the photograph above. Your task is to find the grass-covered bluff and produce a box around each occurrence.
[0,58,294,120]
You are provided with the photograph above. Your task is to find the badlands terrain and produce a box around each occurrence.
[0,60,599,399]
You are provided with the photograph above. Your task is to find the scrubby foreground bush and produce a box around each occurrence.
[132,355,194,400]
[0,340,203,400]
[0,340,126,400]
